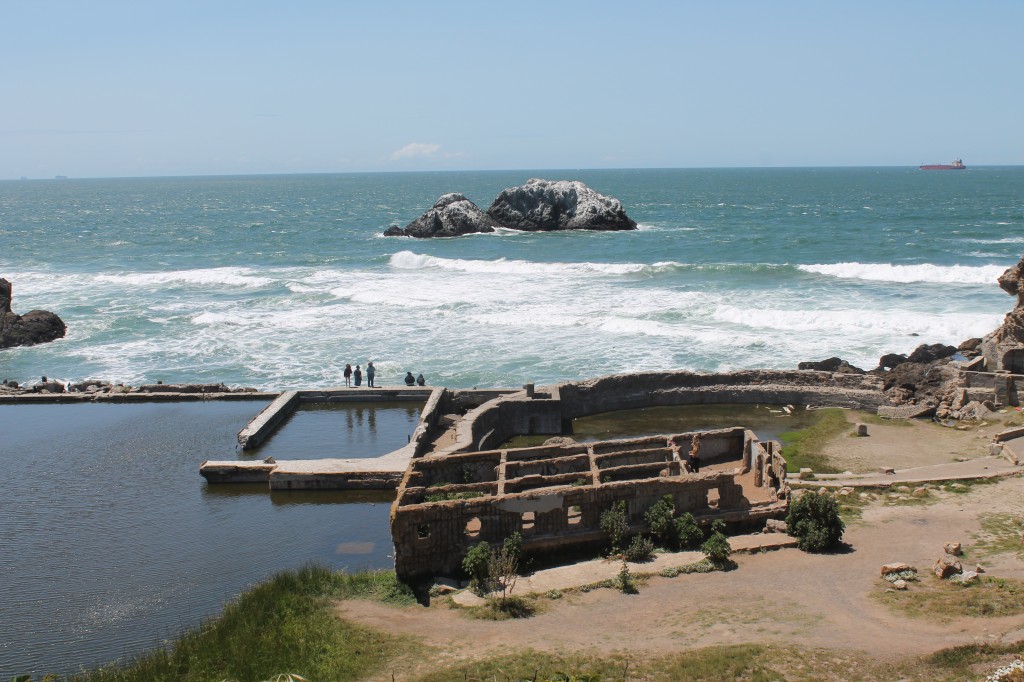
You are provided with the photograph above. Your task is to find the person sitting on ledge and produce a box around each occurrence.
[416,373,426,386]
[404,371,416,386]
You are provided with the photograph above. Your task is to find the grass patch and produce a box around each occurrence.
[875,576,1024,620]
[62,565,416,682]
[780,408,850,474]
[973,512,1024,559]
[465,594,540,620]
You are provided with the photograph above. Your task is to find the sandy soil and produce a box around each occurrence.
[818,410,1008,472]
[339,415,1024,678]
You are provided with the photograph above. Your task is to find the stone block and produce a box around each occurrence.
[880,562,914,577]
[943,542,962,556]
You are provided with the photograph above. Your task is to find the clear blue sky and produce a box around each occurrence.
[3,0,1022,178]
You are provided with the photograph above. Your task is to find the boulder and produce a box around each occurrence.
[957,570,979,585]
[764,519,787,534]
[880,562,915,576]
[0,278,67,349]
[486,179,637,232]
[797,357,865,374]
[933,555,963,579]
[943,542,962,556]
[893,579,908,590]
[385,193,498,238]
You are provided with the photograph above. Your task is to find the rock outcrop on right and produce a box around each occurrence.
[0,278,67,349]
[980,257,1024,372]
[486,179,637,232]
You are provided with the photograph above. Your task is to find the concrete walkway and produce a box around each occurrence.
[451,532,797,605]
[791,455,1022,488]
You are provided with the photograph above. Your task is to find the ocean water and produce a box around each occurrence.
[1,167,1021,390]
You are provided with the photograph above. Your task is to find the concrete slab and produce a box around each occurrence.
[790,455,1022,488]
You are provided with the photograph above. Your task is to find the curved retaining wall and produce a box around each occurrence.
[451,370,886,452]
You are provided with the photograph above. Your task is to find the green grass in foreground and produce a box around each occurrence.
[780,408,850,474]
[61,566,416,682]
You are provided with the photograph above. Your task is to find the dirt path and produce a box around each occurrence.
[341,475,1024,678]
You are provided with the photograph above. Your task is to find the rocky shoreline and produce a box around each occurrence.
[0,278,66,349]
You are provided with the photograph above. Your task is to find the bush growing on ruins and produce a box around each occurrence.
[701,527,732,565]
[462,541,493,594]
[644,494,677,546]
[488,538,520,603]
[675,513,705,550]
[787,490,845,552]
[599,500,629,553]
[624,535,655,562]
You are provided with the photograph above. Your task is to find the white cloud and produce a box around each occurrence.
[390,142,441,160]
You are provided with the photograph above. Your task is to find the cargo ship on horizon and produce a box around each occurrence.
[919,159,966,170]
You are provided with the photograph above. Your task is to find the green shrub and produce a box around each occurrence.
[787,490,845,552]
[599,500,629,553]
[644,494,677,546]
[617,560,638,594]
[701,530,732,564]
[674,513,704,549]
[462,541,493,594]
[624,535,655,562]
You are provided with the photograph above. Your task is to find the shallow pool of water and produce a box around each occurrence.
[0,401,399,678]
[250,401,423,459]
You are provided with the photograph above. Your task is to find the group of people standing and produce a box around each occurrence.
[342,363,427,388]
[343,362,376,387]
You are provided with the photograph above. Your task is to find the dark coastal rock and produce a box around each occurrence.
[486,179,637,232]
[384,193,498,238]
[797,357,865,374]
[0,279,67,349]
[906,343,957,364]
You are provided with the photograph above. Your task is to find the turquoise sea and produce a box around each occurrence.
[2,167,1021,389]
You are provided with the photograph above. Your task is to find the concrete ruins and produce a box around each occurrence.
[390,427,787,581]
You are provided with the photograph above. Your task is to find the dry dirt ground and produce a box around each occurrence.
[339,413,1024,678]
[819,410,1008,471]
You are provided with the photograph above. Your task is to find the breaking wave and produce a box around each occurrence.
[797,262,1007,285]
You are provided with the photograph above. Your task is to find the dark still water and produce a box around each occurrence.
[0,401,401,678]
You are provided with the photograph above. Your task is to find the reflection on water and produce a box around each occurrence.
[0,402,397,678]
[248,401,422,459]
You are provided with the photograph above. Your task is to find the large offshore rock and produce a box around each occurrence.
[486,179,637,232]
[0,279,67,349]
[384,193,498,238]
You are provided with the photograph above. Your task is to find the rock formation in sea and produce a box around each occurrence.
[0,278,67,349]
[384,180,637,237]
[486,178,637,232]
[384,193,498,238]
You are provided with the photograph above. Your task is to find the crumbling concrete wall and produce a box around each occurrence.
[391,427,785,581]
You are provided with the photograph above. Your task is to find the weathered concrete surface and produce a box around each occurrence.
[237,390,300,450]
[201,449,415,490]
[0,390,276,404]
[789,455,1021,488]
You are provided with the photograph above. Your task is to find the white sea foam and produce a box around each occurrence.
[387,250,685,277]
[797,262,1007,284]
[96,268,275,288]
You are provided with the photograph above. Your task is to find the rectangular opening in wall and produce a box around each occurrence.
[567,505,582,526]
[465,516,481,539]
[706,488,720,509]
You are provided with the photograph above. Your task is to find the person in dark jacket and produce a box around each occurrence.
[404,371,415,386]
[354,365,362,386]
[416,373,426,386]
[366,362,376,387]
[343,364,352,387]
